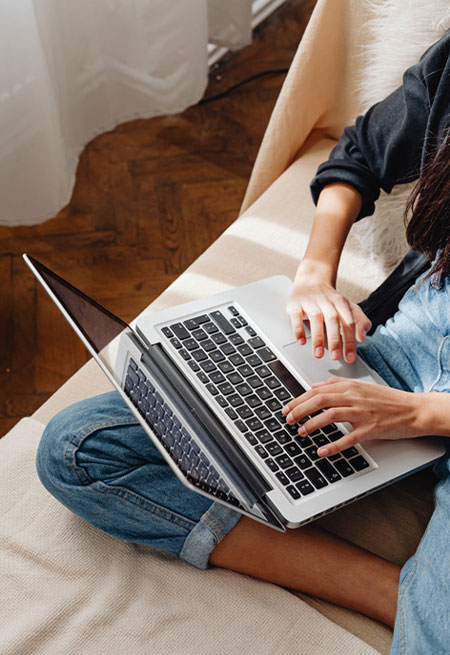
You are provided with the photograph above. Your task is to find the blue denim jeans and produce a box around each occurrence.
[37,267,450,654]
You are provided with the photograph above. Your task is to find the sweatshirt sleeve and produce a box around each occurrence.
[310,32,450,221]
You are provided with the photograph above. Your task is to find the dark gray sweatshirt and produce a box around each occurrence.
[310,31,450,220]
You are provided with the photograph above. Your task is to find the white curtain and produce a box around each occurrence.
[0,0,252,226]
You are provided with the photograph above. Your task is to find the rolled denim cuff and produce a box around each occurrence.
[179,501,242,570]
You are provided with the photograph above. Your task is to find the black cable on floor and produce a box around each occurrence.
[198,68,289,105]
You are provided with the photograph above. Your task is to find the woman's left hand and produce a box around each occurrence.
[281,377,421,457]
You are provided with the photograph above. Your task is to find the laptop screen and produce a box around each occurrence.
[24,255,285,530]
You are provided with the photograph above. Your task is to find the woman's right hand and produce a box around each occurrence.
[286,265,372,364]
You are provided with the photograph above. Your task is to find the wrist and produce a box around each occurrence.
[412,391,450,438]
[295,259,336,286]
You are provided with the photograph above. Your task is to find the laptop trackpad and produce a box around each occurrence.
[283,340,378,386]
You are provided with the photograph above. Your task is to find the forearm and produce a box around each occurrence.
[298,183,362,285]
[413,391,450,438]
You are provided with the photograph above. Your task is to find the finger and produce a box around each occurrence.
[317,429,366,457]
[301,302,325,358]
[332,298,357,363]
[319,300,343,360]
[350,303,372,343]
[293,406,357,434]
[286,395,354,426]
[287,303,306,345]
[311,377,345,388]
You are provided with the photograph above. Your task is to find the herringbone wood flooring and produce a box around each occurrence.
[0,0,316,436]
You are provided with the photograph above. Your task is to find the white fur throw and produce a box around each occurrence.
[351,0,450,272]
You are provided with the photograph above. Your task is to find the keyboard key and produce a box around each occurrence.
[273,429,291,444]
[218,361,234,374]
[244,432,258,446]
[328,431,344,442]
[237,364,253,377]
[333,459,355,477]
[304,468,328,489]
[275,454,292,469]
[215,395,228,408]
[274,387,290,401]
[184,338,198,351]
[264,418,280,432]
[228,394,244,407]
[255,365,271,378]
[316,459,341,483]
[297,479,315,495]
[197,372,208,384]
[227,371,243,385]
[342,447,359,459]
[211,351,226,363]
[265,458,279,472]
[285,442,301,457]
[210,370,226,384]
[221,343,236,356]
[228,306,239,316]
[275,471,290,486]
[247,375,263,389]
[210,310,235,334]
[258,347,276,362]
[211,332,227,345]
[230,354,245,366]
[247,354,262,367]
[225,407,238,420]
[236,383,252,396]
[196,314,209,324]
[238,343,252,356]
[170,337,182,349]
[234,420,248,433]
[245,326,257,337]
[248,337,265,349]
[229,334,244,346]
[206,383,218,396]
[170,323,190,340]
[322,423,338,434]
[293,454,312,470]
[255,429,272,444]
[287,485,301,499]
[179,349,191,361]
[312,434,330,447]
[286,467,304,482]
[265,376,281,389]
[161,327,173,338]
[284,423,299,436]
[237,405,252,419]
[192,328,207,341]
[349,455,370,471]
[246,394,262,408]
[305,446,319,461]
[255,445,268,459]
[255,406,271,420]
[266,442,283,456]
[183,318,199,330]
[295,435,312,448]
[202,339,216,352]
[237,316,247,327]
[257,387,273,400]
[218,382,234,396]
[203,322,219,334]
[200,360,216,373]
[192,349,207,362]
[266,398,282,412]
[246,417,263,431]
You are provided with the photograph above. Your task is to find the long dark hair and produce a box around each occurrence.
[405,134,450,281]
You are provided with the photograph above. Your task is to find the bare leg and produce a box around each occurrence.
[209,517,400,628]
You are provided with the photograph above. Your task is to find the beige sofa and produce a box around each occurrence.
[2,1,446,653]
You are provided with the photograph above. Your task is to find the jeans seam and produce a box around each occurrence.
[63,417,195,532]
[93,481,196,531]
[64,417,140,486]
[200,510,226,542]
[396,504,436,655]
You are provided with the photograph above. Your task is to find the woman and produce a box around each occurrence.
[37,33,450,654]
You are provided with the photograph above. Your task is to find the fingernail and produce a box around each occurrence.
[298,426,307,436]
[347,351,355,363]
[298,336,306,345]
[331,349,340,359]
[281,405,289,415]
[286,413,293,423]
[318,447,329,457]
[314,347,323,357]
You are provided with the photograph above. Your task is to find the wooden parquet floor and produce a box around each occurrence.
[0,0,316,436]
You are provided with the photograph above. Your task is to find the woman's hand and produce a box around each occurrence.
[281,377,422,456]
[286,267,372,364]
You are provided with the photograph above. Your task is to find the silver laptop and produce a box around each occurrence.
[24,254,445,531]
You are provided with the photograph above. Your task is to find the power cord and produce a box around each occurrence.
[198,68,289,105]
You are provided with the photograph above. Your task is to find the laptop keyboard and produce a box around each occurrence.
[161,305,370,501]
[125,358,241,507]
